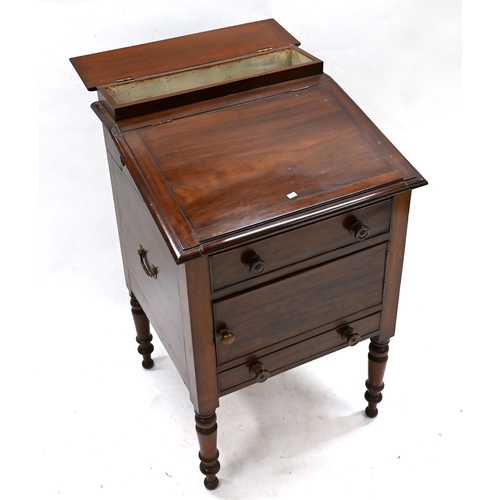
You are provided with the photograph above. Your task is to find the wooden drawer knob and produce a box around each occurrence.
[250,362,270,383]
[245,254,267,276]
[349,220,370,241]
[341,327,361,346]
[219,328,235,345]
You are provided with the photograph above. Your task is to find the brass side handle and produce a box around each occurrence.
[340,327,361,346]
[349,220,370,241]
[219,328,235,345]
[250,362,270,383]
[138,245,158,279]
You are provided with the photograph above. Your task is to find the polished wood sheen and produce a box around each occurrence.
[125,84,403,249]
[71,20,427,490]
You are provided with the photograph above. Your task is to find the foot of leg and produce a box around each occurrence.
[365,340,389,418]
[130,292,154,369]
[195,412,220,490]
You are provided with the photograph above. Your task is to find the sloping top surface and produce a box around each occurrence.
[70,19,300,90]
[117,78,419,260]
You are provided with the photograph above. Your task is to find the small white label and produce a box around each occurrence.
[287,191,298,199]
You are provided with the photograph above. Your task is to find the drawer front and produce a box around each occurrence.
[214,243,387,366]
[210,199,391,291]
[218,313,381,394]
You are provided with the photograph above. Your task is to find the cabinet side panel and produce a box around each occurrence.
[106,147,189,386]
[378,191,411,341]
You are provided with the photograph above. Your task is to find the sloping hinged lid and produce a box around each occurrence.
[104,77,426,263]
[70,19,300,90]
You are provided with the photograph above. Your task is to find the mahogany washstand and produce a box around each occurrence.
[71,20,427,489]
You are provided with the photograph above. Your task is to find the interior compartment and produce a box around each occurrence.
[105,47,314,104]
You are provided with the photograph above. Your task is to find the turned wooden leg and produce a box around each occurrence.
[129,292,154,369]
[365,340,389,418]
[195,411,220,490]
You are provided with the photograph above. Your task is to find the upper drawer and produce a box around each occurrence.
[210,199,392,291]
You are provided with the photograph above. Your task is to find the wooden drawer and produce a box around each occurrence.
[214,243,387,366]
[218,313,381,394]
[210,200,392,291]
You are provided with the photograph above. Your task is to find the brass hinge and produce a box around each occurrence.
[257,47,273,53]
[292,86,310,92]
[116,76,134,84]
[152,119,173,127]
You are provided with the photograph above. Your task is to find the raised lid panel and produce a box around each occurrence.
[125,84,402,248]
[70,19,300,90]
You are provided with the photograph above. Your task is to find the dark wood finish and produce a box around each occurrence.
[195,412,220,490]
[107,149,191,381]
[129,292,154,369]
[218,313,381,394]
[378,191,412,341]
[127,84,402,252]
[71,20,426,489]
[183,256,220,415]
[108,142,219,414]
[210,199,392,291]
[365,340,390,418]
[94,69,425,263]
[214,244,387,365]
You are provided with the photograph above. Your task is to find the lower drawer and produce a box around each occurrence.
[218,313,381,395]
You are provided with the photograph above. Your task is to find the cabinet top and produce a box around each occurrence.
[70,19,300,91]
[73,21,426,263]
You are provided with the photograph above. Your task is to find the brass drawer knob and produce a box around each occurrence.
[349,220,370,241]
[219,328,235,345]
[245,254,267,276]
[340,327,361,346]
[250,362,270,383]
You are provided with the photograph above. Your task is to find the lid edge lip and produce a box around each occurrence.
[194,179,416,258]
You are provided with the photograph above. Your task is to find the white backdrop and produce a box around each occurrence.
[10,1,495,499]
